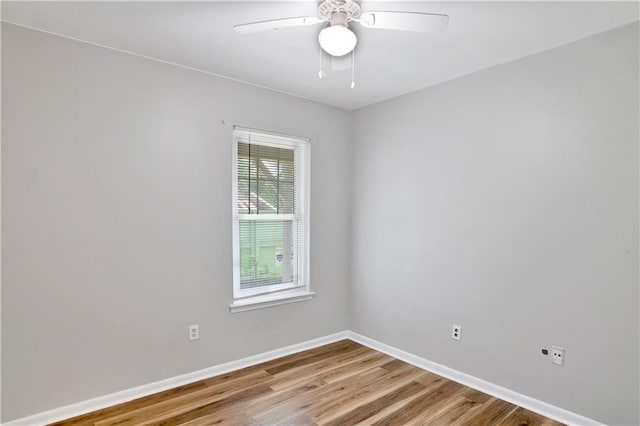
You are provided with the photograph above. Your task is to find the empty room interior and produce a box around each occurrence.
[1,1,639,425]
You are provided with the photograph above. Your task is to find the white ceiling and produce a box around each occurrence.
[2,1,638,110]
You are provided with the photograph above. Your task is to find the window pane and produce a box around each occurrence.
[237,178,250,214]
[239,220,297,290]
[237,142,295,214]
[233,128,307,302]
[257,180,279,213]
[278,182,295,214]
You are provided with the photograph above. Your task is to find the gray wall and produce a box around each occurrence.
[350,23,639,425]
[1,23,351,421]
[3,19,639,426]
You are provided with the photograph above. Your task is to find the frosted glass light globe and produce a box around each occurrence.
[318,25,357,57]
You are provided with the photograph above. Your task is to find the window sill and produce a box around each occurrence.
[229,290,315,313]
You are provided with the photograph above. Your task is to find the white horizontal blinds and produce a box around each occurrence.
[234,128,303,293]
[237,143,295,215]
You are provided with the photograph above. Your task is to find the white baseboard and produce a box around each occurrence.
[346,331,603,426]
[2,331,349,426]
[4,330,602,426]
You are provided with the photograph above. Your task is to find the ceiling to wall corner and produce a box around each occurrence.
[2,1,638,110]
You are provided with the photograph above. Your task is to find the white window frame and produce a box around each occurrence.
[230,126,313,313]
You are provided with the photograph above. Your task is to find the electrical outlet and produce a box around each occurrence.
[452,325,461,341]
[189,324,199,341]
[551,346,564,366]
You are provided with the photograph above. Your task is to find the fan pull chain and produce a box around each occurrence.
[318,48,326,79]
[350,49,356,89]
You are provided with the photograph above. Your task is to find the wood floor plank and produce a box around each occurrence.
[374,379,464,426]
[240,377,327,420]
[321,380,426,426]
[498,406,565,426]
[268,345,373,391]
[141,383,274,426]
[179,377,326,426]
[49,382,209,426]
[316,351,394,384]
[226,339,358,381]
[264,340,360,375]
[421,394,480,425]
[460,386,493,404]
[51,339,564,426]
[252,366,391,424]
[312,365,428,424]
[353,385,435,426]
[454,396,518,425]
[94,370,272,426]
[373,376,459,426]
[378,359,406,372]
[358,379,447,426]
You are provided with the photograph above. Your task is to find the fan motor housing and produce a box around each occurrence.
[318,0,361,22]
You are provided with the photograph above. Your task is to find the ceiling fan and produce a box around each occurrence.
[233,0,449,57]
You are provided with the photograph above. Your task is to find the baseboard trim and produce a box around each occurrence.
[4,330,603,426]
[346,331,603,426]
[2,331,350,425]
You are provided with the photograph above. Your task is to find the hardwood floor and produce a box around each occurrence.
[52,340,564,426]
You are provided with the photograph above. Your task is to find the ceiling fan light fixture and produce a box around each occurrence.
[318,24,357,57]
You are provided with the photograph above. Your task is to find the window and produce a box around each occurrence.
[230,127,312,312]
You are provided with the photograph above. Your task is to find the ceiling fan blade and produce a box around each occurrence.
[234,16,324,34]
[358,11,449,32]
